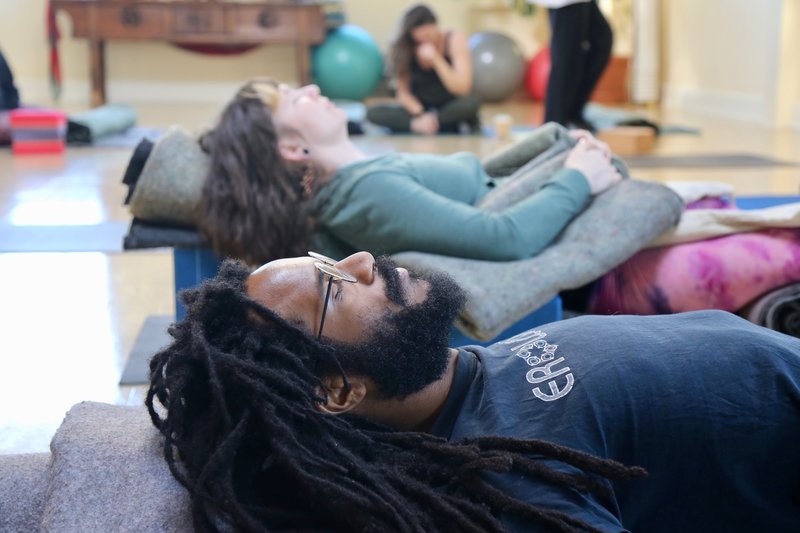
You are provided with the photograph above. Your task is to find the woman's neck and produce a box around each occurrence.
[313,139,369,181]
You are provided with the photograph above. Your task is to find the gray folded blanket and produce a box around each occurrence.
[743,283,800,338]
[395,181,683,340]
[127,125,208,226]
[42,402,191,532]
[0,402,194,532]
[394,124,684,340]
[0,452,49,532]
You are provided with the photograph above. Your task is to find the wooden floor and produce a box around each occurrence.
[0,100,798,454]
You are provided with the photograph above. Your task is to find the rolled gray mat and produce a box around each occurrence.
[127,126,209,227]
[67,104,137,144]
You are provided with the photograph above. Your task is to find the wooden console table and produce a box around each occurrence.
[52,0,327,107]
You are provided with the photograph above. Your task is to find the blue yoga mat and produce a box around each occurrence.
[737,196,800,210]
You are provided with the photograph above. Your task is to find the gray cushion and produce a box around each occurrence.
[396,180,683,340]
[41,401,191,533]
[0,452,49,532]
[128,126,209,227]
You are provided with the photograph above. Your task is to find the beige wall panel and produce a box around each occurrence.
[665,0,775,96]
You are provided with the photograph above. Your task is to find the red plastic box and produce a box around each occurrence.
[10,108,67,155]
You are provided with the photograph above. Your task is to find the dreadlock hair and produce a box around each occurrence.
[147,259,647,533]
[389,4,438,81]
[199,77,314,266]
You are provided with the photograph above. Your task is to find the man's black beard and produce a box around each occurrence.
[329,257,466,400]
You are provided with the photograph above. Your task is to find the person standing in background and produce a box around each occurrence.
[531,0,613,130]
[366,4,481,135]
[0,48,20,145]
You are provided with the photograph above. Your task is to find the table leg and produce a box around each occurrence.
[296,43,311,85]
[89,39,106,107]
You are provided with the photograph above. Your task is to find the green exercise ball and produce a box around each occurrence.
[311,25,384,101]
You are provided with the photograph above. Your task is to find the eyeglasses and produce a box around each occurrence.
[309,251,357,339]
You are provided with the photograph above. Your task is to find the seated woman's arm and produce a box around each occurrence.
[425,31,472,96]
[396,76,425,116]
[324,168,592,261]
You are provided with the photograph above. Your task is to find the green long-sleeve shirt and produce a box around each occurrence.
[312,151,591,261]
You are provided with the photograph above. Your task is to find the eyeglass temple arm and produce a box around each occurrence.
[317,277,334,339]
[316,276,353,394]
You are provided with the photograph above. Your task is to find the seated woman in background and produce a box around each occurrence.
[366,3,481,135]
[0,47,21,145]
[199,78,800,331]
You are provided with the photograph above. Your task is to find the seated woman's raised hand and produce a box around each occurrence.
[415,43,438,68]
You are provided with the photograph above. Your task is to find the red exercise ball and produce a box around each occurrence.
[525,47,551,101]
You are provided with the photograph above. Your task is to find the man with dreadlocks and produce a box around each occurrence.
[147,250,800,533]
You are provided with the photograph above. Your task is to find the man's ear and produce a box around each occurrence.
[316,375,368,415]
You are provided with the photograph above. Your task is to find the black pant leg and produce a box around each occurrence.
[544,3,591,125]
[568,1,613,121]
[436,94,482,132]
[365,103,413,133]
[0,49,20,110]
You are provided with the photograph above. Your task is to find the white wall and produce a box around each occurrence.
[793,3,800,130]
[771,0,799,129]
[1,0,296,105]
[0,0,547,107]
[0,1,449,105]
[795,86,800,131]
[6,0,797,125]
[663,0,798,126]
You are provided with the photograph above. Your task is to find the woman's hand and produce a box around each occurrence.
[415,43,438,68]
[569,129,611,159]
[564,138,622,195]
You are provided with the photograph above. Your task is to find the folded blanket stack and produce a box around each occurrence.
[743,283,800,338]
[9,108,66,154]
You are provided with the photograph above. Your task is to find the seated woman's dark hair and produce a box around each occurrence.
[147,260,646,533]
[390,3,438,80]
[199,78,313,265]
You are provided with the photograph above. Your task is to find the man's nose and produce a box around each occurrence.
[335,252,375,283]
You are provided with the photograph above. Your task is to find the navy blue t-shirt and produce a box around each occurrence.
[430,310,800,532]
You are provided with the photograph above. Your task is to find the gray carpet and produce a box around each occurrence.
[624,153,798,169]
[0,222,129,253]
[120,315,173,385]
